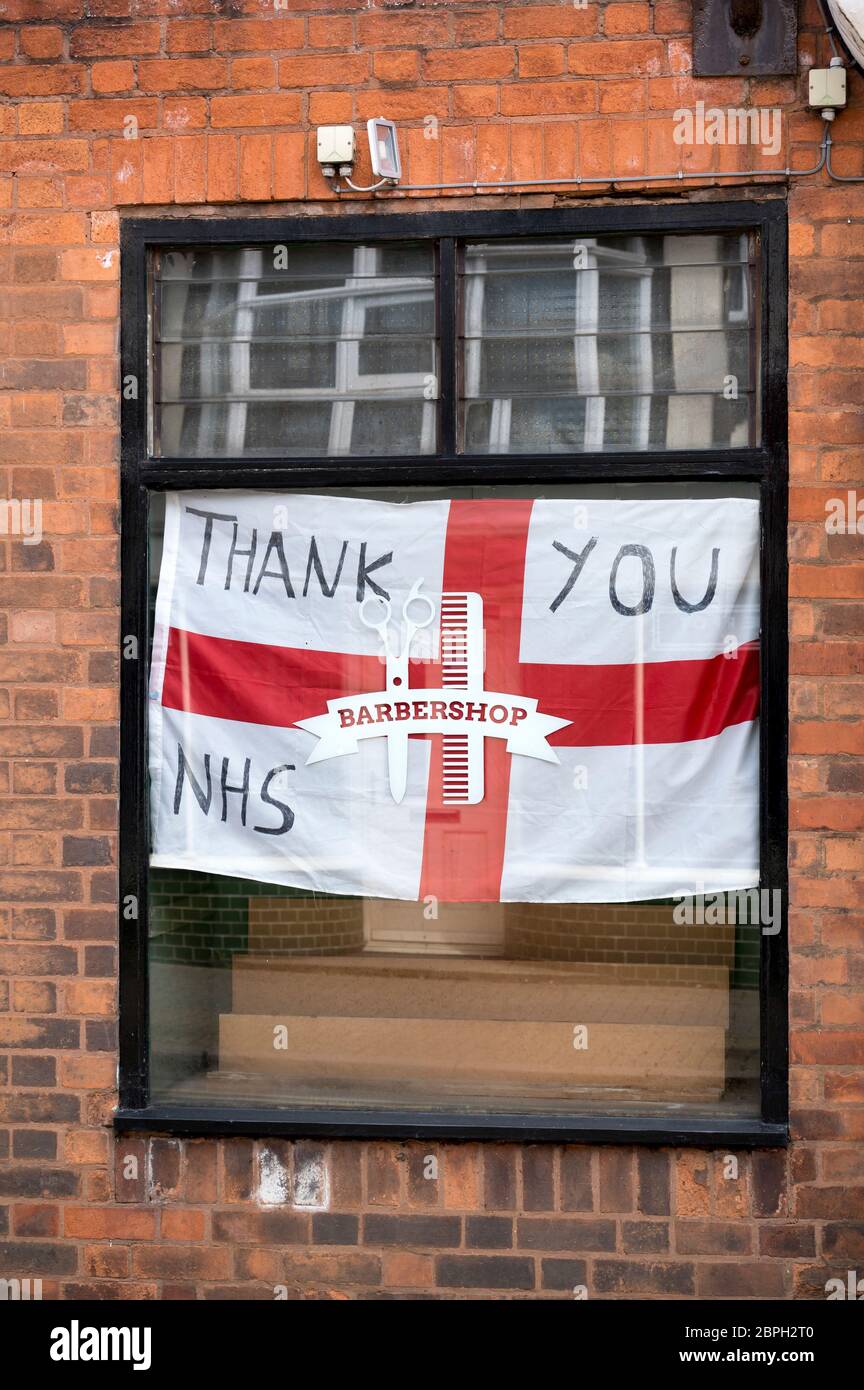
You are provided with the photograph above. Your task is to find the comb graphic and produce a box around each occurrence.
[440,591,485,805]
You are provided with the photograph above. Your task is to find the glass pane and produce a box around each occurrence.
[154,242,437,457]
[147,484,762,1119]
[459,232,757,453]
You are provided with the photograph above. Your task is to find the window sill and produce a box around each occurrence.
[113,1104,788,1148]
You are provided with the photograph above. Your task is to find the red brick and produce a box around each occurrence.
[64,1206,155,1239]
[569,40,665,75]
[70,22,160,57]
[355,88,449,121]
[163,97,208,132]
[822,991,864,1024]
[278,54,368,88]
[184,1144,218,1204]
[17,103,65,136]
[441,1144,482,1209]
[138,59,228,93]
[173,136,206,204]
[504,6,596,39]
[518,44,566,78]
[231,58,276,88]
[308,17,354,50]
[62,323,115,355]
[239,134,272,201]
[605,3,652,34]
[423,47,515,81]
[13,1203,59,1237]
[273,132,306,200]
[84,1244,128,1278]
[0,66,85,98]
[162,1210,206,1241]
[16,178,63,209]
[793,797,864,832]
[790,565,864,598]
[91,61,135,94]
[455,12,499,45]
[142,138,174,204]
[511,122,544,182]
[2,139,88,172]
[697,1263,787,1299]
[131,1245,229,1280]
[453,85,499,119]
[206,135,239,203]
[212,18,304,52]
[501,82,595,117]
[374,51,420,85]
[654,0,691,32]
[166,20,212,54]
[605,79,647,113]
[382,1250,434,1287]
[59,247,118,282]
[308,91,353,125]
[792,1031,864,1064]
[21,27,64,60]
[358,13,449,48]
[68,99,158,133]
[211,95,302,130]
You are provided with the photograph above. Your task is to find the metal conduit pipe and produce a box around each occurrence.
[331,128,831,198]
[332,3,864,196]
[825,125,864,179]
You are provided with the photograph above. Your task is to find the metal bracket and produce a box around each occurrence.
[693,0,798,77]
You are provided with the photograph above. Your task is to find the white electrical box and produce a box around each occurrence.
[808,66,847,111]
[316,126,356,167]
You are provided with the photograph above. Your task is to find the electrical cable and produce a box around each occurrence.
[331,128,830,198]
[819,0,864,76]
[824,124,864,178]
[331,8,864,200]
[818,0,844,60]
[341,175,398,193]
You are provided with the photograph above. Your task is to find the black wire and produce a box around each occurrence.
[817,0,864,77]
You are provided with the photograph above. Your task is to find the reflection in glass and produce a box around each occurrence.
[155,242,437,457]
[460,232,757,453]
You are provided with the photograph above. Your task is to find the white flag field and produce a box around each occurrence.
[149,491,761,903]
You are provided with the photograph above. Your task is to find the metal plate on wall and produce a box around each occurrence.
[693,0,798,77]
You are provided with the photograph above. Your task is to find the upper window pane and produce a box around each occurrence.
[154,241,438,458]
[459,232,758,454]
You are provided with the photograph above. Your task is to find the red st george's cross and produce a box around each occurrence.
[160,500,760,902]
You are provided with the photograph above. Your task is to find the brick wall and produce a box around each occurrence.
[0,0,862,1300]
[149,870,365,963]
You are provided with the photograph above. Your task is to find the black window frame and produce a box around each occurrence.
[117,201,788,1147]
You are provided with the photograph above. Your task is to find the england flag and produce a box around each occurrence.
[149,491,760,903]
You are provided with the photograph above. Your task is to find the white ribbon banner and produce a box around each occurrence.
[296,687,571,765]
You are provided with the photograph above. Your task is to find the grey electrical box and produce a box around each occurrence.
[693,0,798,78]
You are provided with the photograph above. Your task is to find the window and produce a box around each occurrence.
[154,241,438,457]
[120,205,788,1144]
[460,233,756,453]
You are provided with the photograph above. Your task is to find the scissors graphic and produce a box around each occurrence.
[359,578,435,804]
